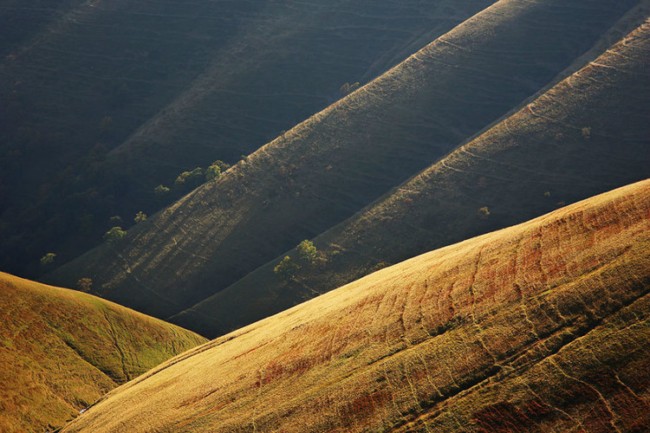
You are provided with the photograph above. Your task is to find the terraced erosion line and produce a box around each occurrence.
[49,0,643,326]
[177,9,650,337]
[101,310,131,382]
[59,180,650,433]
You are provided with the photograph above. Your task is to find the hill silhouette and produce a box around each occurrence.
[48,0,644,327]
[0,272,206,433]
[59,180,650,433]
[175,10,650,336]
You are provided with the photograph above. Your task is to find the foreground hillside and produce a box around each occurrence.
[0,0,494,276]
[0,273,206,433]
[49,0,643,323]
[177,9,650,335]
[61,180,650,432]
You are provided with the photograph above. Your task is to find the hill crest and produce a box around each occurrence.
[0,272,206,433]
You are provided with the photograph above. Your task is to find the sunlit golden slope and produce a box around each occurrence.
[62,180,650,433]
[0,273,206,433]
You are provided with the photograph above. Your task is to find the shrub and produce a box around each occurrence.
[212,160,230,172]
[205,164,221,182]
[297,240,319,265]
[154,184,170,196]
[40,252,56,266]
[175,167,204,187]
[340,81,360,96]
[134,211,147,224]
[77,278,93,292]
[104,226,127,243]
[274,256,300,279]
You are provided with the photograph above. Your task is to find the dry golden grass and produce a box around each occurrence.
[62,180,650,432]
[0,274,206,433]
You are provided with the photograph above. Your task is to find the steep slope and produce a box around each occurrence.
[0,0,495,276]
[0,0,86,57]
[177,10,650,336]
[60,180,650,433]
[0,272,206,433]
[49,0,643,322]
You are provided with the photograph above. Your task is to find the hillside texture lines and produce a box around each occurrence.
[179,11,650,336]
[49,0,643,323]
[0,273,206,433]
[0,0,495,276]
[61,180,650,433]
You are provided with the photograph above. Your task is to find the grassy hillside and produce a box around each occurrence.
[0,0,86,57]
[59,180,650,432]
[0,272,206,433]
[176,10,650,336]
[49,0,643,323]
[0,0,495,277]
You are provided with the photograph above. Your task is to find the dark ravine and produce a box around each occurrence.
[176,9,650,337]
[50,0,643,326]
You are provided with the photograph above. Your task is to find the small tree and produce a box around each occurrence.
[77,278,93,292]
[212,160,230,172]
[154,184,170,196]
[339,81,360,96]
[175,167,204,187]
[297,240,318,265]
[274,256,300,279]
[104,226,127,243]
[205,164,221,182]
[175,171,191,186]
[40,252,56,266]
[134,211,147,224]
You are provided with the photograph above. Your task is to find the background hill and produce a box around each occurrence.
[59,180,650,433]
[48,0,645,326]
[175,11,650,336]
[0,272,206,433]
[0,0,495,277]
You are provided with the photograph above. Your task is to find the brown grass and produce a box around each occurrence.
[0,274,206,433]
[61,180,650,432]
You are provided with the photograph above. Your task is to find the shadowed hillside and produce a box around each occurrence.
[0,272,206,433]
[49,0,643,323]
[176,11,650,336]
[60,180,650,433]
[0,0,495,276]
[0,0,86,57]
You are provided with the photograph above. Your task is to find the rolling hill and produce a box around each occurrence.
[59,180,650,433]
[0,272,206,433]
[48,0,645,325]
[174,10,650,336]
[0,0,495,277]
